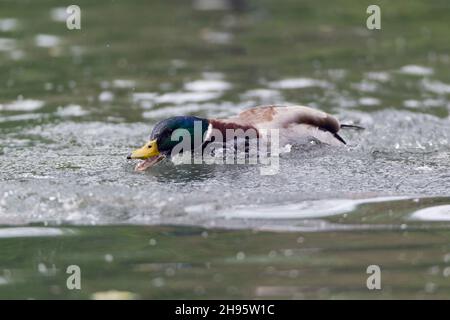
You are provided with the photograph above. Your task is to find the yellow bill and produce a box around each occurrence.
[127,139,159,159]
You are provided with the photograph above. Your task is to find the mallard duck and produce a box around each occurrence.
[127,105,363,171]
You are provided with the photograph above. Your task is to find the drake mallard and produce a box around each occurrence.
[127,105,363,171]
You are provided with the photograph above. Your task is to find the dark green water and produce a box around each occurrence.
[1,0,450,299]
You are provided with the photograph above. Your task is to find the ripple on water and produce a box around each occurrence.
[220,196,409,219]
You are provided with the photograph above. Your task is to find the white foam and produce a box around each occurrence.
[410,205,450,221]
[221,196,408,219]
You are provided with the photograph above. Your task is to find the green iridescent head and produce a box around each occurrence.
[128,116,209,171]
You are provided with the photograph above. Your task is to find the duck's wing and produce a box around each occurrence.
[237,105,345,146]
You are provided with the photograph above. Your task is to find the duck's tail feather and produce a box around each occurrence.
[340,124,365,130]
[333,133,347,145]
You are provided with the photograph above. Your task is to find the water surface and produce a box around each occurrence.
[1,0,450,299]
